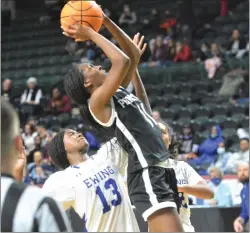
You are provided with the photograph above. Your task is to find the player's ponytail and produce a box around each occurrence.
[64,67,90,105]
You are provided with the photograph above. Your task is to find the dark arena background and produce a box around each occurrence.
[1,0,249,232]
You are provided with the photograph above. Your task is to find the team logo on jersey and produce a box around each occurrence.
[83,166,115,188]
[117,94,139,108]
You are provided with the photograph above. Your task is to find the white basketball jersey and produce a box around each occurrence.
[43,139,139,232]
[157,159,205,232]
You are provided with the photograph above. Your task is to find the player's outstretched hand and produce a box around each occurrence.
[61,17,96,42]
[132,33,147,57]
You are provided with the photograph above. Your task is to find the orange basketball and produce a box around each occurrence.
[60,0,103,32]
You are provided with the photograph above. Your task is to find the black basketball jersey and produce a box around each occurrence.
[89,87,170,173]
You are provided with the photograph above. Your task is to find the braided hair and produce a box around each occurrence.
[64,67,114,143]
[48,131,70,169]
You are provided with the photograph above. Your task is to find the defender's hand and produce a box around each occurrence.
[133,33,147,56]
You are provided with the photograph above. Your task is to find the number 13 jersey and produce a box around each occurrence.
[42,140,139,232]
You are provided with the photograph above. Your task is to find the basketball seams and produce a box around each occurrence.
[66,1,95,12]
[61,15,103,19]
[74,20,95,30]
[61,1,103,32]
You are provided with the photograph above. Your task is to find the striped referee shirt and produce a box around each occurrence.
[1,174,72,232]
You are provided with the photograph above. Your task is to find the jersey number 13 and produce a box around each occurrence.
[96,178,122,213]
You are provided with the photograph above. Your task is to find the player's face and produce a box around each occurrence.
[237,164,249,182]
[64,129,89,154]
[158,123,171,149]
[77,63,106,89]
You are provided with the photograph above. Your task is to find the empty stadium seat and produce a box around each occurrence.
[223,120,239,129]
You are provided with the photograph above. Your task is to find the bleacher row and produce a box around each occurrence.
[196,0,249,48]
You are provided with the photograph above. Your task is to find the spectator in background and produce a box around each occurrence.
[118,4,137,27]
[20,77,42,121]
[219,69,248,98]
[207,167,233,207]
[152,110,162,122]
[147,35,169,67]
[204,43,223,79]
[22,124,38,155]
[220,0,228,17]
[28,135,48,163]
[160,9,177,30]
[174,40,192,62]
[226,29,247,58]
[211,142,232,174]
[166,39,176,61]
[65,39,78,56]
[47,87,71,115]
[27,151,48,180]
[197,42,210,62]
[179,125,200,161]
[31,166,47,187]
[188,126,224,171]
[234,162,249,232]
[1,79,13,103]
[209,43,223,58]
[231,73,249,106]
[225,138,249,174]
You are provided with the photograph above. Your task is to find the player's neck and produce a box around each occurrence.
[68,152,88,166]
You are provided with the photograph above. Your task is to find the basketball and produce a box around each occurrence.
[60,0,103,32]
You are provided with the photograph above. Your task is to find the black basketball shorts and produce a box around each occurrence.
[127,166,179,221]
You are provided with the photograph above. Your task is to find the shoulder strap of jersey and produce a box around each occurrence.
[88,99,116,127]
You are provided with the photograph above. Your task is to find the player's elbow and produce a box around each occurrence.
[114,54,131,69]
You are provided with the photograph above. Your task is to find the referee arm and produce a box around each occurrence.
[34,197,72,232]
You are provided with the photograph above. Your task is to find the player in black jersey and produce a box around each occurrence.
[61,14,183,232]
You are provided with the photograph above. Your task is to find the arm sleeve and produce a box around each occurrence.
[35,197,72,232]
[240,191,249,222]
[184,162,205,185]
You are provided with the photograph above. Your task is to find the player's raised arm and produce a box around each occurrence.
[62,21,130,114]
[130,34,152,115]
[102,15,142,88]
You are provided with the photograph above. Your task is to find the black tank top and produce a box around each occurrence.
[89,87,169,173]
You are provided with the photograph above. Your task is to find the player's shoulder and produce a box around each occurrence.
[43,171,66,188]
[174,160,193,172]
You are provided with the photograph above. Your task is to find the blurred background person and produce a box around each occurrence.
[233,162,249,232]
[1,79,13,103]
[47,87,71,115]
[207,167,233,207]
